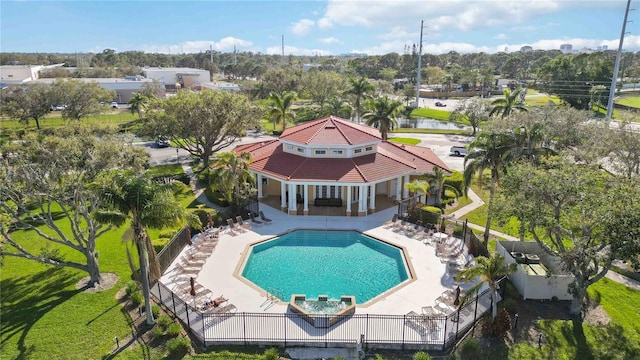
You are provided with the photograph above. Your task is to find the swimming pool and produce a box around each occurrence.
[240,230,411,304]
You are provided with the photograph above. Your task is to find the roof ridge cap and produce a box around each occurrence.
[351,158,368,182]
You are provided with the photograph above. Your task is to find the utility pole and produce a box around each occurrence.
[415,20,425,108]
[606,0,633,121]
[282,35,285,66]
[210,44,213,63]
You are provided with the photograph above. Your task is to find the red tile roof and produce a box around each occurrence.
[232,121,450,183]
[280,116,381,146]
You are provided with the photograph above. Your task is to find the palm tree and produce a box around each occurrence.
[513,122,556,164]
[324,96,353,119]
[456,254,517,320]
[212,151,255,210]
[362,95,402,140]
[420,167,458,207]
[489,88,528,118]
[266,91,297,133]
[404,179,431,202]
[344,77,375,123]
[128,92,149,118]
[97,172,190,325]
[463,131,516,245]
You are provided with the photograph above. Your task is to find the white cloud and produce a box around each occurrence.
[317,17,333,29]
[290,19,315,36]
[319,0,566,31]
[266,45,331,56]
[319,37,341,44]
[138,37,255,54]
[493,33,508,40]
[379,26,415,41]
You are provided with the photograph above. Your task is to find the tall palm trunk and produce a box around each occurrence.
[484,170,498,245]
[135,226,154,325]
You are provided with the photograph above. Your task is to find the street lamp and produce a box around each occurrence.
[176,147,179,163]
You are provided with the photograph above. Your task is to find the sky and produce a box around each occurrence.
[1,0,639,56]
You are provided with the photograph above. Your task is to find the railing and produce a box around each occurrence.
[157,227,192,274]
[150,278,505,353]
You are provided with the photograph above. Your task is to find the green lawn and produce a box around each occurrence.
[391,128,473,136]
[617,96,640,108]
[411,107,452,121]
[506,278,640,359]
[525,94,561,107]
[0,165,200,359]
[388,137,421,145]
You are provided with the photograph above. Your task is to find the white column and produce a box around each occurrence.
[358,185,366,213]
[288,184,296,211]
[303,184,309,214]
[346,185,352,214]
[280,181,287,209]
[403,174,410,199]
[395,176,402,200]
[369,184,376,210]
[257,174,263,198]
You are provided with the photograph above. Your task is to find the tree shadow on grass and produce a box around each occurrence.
[0,267,81,360]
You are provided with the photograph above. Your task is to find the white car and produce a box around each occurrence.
[111,102,119,109]
[450,146,467,157]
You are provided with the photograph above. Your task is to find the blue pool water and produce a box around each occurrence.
[241,230,410,303]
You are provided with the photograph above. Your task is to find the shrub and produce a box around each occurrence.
[444,189,458,199]
[551,295,559,302]
[166,322,182,337]
[157,315,172,328]
[124,281,139,298]
[263,347,279,360]
[459,338,480,358]
[444,170,464,195]
[166,336,190,355]
[130,291,143,307]
[193,209,218,228]
[503,298,518,314]
[204,187,230,207]
[486,308,511,337]
[420,205,443,225]
[153,326,165,338]
[151,305,160,318]
[413,351,431,360]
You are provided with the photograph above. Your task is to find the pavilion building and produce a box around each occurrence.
[233,116,450,216]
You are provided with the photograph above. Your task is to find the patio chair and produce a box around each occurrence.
[405,311,439,333]
[259,211,272,224]
[393,217,407,231]
[226,218,240,234]
[174,262,201,275]
[249,212,263,226]
[235,216,250,231]
[383,214,399,229]
[406,220,423,236]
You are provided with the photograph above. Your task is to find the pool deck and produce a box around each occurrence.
[160,205,477,316]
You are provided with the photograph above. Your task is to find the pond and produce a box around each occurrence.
[398,117,470,130]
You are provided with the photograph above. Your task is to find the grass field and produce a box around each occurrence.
[617,96,640,108]
[388,137,421,145]
[0,167,198,359]
[411,107,452,121]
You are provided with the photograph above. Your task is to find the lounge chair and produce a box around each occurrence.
[405,311,439,333]
[383,214,399,229]
[236,216,250,230]
[406,220,423,236]
[249,212,263,225]
[393,217,407,231]
[226,218,240,234]
[259,211,272,224]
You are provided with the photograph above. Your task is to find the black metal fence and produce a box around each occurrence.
[157,227,192,274]
[397,195,424,219]
[150,278,505,353]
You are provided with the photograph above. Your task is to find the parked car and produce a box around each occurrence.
[450,146,467,157]
[50,104,66,111]
[110,102,119,109]
[435,101,447,107]
[156,135,170,148]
